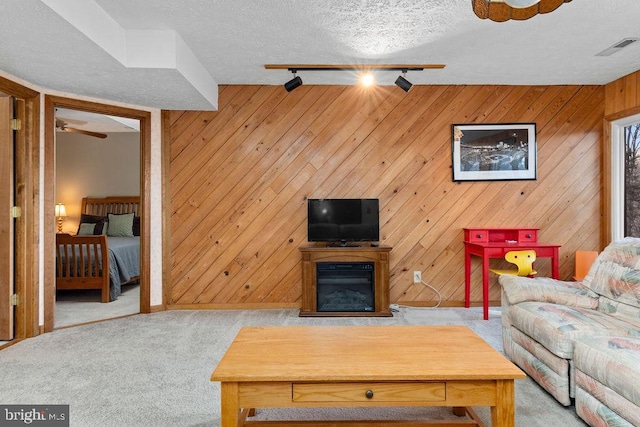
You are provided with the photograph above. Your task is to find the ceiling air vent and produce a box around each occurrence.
[596,38,639,57]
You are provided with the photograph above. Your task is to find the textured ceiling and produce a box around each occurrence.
[1,0,639,111]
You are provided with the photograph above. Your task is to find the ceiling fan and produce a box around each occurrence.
[55,118,107,139]
[472,0,573,22]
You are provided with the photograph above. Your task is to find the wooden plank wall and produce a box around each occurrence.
[166,84,603,308]
[605,69,640,117]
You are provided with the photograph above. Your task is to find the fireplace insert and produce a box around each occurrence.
[316,262,375,312]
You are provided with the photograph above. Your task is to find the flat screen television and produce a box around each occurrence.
[307,198,379,244]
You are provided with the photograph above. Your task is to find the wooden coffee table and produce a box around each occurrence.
[211,325,525,426]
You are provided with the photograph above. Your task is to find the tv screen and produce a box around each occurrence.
[307,199,379,243]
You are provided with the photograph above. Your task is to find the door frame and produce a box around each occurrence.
[0,75,39,339]
[43,95,151,332]
[0,97,15,340]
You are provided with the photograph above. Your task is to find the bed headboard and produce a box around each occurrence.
[81,196,140,216]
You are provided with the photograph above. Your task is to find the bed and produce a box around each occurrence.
[55,196,141,302]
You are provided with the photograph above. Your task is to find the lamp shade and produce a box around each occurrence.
[55,203,67,218]
[504,0,540,8]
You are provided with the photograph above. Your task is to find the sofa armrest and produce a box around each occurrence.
[499,276,599,308]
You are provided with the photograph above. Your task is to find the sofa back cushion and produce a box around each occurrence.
[583,237,640,321]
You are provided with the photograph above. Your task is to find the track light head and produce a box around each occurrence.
[284,70,303,92]
[395,74,413,92]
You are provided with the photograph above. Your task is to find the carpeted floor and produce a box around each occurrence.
[54,283,140,328]
[0,307,586,426]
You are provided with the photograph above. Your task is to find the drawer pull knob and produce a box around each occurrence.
[476,234,482,238]
[526,234,532,238]
[365,390,374,399]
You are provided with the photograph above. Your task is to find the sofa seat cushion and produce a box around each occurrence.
[509,302,637,359]
[574,336,640,408]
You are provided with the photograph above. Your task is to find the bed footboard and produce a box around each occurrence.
[55,233,110,303]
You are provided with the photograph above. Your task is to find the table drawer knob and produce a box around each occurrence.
[365,389,374,399]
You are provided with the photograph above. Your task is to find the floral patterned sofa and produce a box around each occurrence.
[499,237,640,426]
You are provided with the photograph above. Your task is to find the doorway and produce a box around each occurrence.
[44,96,151,332]
[53,108,141,328]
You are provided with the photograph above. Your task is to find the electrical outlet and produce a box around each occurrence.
[413,271,422,283]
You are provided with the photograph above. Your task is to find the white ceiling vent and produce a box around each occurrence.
[596,38,639,57]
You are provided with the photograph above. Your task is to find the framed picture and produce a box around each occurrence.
[451,123,537,181]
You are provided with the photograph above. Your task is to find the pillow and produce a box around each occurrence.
[107,213,134,237]
[77,214,107,235]
[133,216,140,236]
[77,223,96,235]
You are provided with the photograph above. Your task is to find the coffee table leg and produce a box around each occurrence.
[491,379,515,427]
[452,407,466,416]
[220,382,240,427]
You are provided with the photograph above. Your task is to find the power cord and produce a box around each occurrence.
[390,279,443,312]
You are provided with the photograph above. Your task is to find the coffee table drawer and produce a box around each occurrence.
[292,382,445,403]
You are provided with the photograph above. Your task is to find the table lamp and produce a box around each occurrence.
[55,203,67,233]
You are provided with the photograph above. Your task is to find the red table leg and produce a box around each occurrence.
[482,253,490,320]
[551,247,559,279]
[465,249,472,308]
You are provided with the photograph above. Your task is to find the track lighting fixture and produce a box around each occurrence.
[284,70,303,92]
[394,70,413,92]
[265,64,446,91]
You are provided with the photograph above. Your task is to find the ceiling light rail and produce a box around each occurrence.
[265,64,445,71]
[265,64,445,92]
[472,0,573,22]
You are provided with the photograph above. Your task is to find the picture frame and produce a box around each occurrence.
[451,123,537,182]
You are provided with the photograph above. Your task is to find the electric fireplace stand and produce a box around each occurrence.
[299,245,392,317]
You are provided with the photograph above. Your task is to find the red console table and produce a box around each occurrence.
[464,228,561,320]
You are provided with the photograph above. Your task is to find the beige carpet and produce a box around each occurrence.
[54,283,140,328]
[0,307,586,426]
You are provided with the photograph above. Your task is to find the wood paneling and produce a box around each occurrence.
[605,70,640,119]
[167,84,603,308]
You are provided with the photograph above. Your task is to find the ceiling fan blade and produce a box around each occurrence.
[63,127,108,139]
